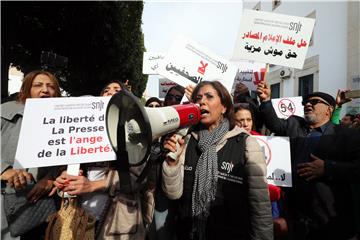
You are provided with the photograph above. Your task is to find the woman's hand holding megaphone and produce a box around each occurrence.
[163,132,185,166]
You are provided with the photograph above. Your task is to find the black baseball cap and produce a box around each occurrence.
[303,92,336,108]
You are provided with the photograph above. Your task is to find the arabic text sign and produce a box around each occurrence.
[231,60,267,92]
[159,78,177,98]
[254,136,292,187]
[157,36,238,93]
[142,52,165,75]
[271,96,304,119]
[14,97,116,169]
[233,9,315,69]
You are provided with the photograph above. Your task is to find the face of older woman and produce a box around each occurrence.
[195,84,226,132]
[30,74,57,98]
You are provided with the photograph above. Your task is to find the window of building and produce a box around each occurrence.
[271,83,280,99]
[272,0,281,11]
[298,74,314,97]
[253,2,261,11]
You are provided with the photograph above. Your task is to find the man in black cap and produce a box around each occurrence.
[256,81,360,240]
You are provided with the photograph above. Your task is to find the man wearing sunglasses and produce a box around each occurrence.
[257,81,360,240]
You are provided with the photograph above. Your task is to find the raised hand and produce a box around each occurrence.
[335,89,352,107]
[256,80,271,102]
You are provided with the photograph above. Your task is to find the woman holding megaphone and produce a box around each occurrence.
[162,81,273,240]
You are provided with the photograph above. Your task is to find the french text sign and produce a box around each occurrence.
[254,136,292,187]
[232,9,315,69]
[14,97,116,169]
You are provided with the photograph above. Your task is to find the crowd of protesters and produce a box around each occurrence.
[1,69,360,240]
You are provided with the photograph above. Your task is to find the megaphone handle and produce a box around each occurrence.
[67,163,80,176]
[63,163,80,198]
[166,135,181,161]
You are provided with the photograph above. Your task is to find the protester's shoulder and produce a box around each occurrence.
[1,100,24,120]
[225,125,250,140]
[336,124,360,138]
[285,115,307,128]
[287,114,306,122]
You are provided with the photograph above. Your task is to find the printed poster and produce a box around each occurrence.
[231,60,267,92]
[254,136,292,187]
[271,96,304,119]
[14,97,116,168]
[142,52,165,75]
[157,35,238,93]
[159,78,177,99]
[232,9,315,69]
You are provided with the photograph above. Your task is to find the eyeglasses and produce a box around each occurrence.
[148,104,161,108]
[166,94,183,102]
[302,99,330,106]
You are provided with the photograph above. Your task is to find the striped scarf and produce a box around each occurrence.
[191,118,229,218]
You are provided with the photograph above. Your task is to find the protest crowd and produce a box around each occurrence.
[1,6,360,240]
[1,68,359,240]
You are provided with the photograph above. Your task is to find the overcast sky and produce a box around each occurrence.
[141,1,243,98]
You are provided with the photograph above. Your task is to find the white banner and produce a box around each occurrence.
[233,9,315,69]
[14,97,116,169]
[254,136,292,187]
[271,96,304,119]
[142,52,165,75]
[157,36,238,93]
[159,78,177,99]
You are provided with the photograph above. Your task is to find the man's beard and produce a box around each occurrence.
[304,114,318,125]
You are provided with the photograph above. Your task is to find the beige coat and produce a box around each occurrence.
[96,167,154,240]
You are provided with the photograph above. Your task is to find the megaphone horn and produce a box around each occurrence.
[105,91,201,166]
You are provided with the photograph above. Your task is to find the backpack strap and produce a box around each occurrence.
[236,132,249,164]
[236,132,249,142]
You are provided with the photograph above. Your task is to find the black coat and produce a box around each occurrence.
[260,101,360,240]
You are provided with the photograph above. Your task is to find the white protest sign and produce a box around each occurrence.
[232,9,315,69]
[231,60,267,92]
[157,36,238,93]
[14,97,116,169]
[159,78,177,98]
[271,96,304,119]
[142,52,165,75]
[254,136,292,187]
